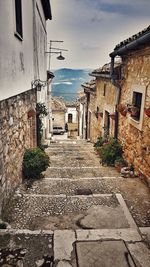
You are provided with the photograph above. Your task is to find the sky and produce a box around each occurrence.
[47,0,150,70]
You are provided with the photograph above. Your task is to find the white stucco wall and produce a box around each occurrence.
[0,0,48,101]
[0,0,34,100]
[34,0,47,82]
[65,107,77,123]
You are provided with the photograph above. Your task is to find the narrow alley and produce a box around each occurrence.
[0,139,150,266]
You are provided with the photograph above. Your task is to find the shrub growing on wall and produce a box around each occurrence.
[22,147,50,179]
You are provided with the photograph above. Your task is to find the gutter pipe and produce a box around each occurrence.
[110,56,121,139]
[110,30,150,57]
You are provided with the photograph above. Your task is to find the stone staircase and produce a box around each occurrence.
[0,140,150,266]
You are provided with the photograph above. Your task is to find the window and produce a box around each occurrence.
[15,0,23,39]
[129,85,146,131]
[103,83,106,96]
[130,91,142,121]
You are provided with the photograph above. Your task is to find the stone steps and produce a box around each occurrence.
[19,176,122,196]
[45,166,120,178]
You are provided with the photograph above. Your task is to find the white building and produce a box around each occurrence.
[65,105,78,124]
[0,0,52,213]
[0,0,51,101]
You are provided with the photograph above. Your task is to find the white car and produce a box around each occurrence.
[53,126,65,135]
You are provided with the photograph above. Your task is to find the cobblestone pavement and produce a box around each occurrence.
[1,139,150,266]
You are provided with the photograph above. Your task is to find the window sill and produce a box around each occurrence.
[14,32,23,41]
[129,116,142,131]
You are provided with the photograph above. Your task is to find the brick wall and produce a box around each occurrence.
[0,89,37,214]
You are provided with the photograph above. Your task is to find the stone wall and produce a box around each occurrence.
[89,78,116,142]
[118,47,150,183]
[0,89,37,215]
[52,111,65,129]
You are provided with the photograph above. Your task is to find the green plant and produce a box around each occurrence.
[99,138,123,166]
[94,136,106,148]
[36,103,48,148]
[36,102,48,117]
[22,147,50,179]
[115,157,127,166]
[0,222,7,229]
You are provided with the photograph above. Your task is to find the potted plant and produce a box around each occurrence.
[130,106,140,118]
[115,157,127,173]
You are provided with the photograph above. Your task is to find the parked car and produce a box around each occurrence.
[53,126,65,135]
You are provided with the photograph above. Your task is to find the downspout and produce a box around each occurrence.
[110,56,121,139]
[85,92,90,140]
[110,28,150,139]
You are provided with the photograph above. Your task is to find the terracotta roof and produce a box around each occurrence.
[81,80,96,91]
[90,61,121,76]
[52,97,66,111]
[114,25,150,50]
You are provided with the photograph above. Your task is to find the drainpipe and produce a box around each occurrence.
[110,56,121,139]
[85,92,90,140]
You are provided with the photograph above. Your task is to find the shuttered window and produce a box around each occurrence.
[15,0,23,39]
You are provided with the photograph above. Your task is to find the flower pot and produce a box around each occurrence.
[117,104,126,112]
[144,108,150,117]
[28,109,36,118]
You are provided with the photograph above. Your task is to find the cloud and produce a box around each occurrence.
[79,43,100,51]
[91,16,103,23]
[48,0,150,69]
[73,0,150,17]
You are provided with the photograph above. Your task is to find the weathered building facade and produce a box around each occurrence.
[65,103,78,138]
[81,26,150,182]
[110,26,150,182]
[81,64,120,143]
[0,0,52,214]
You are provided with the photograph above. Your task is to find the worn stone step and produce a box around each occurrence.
[44,166,120,178]
[18,177,122,196]
[4,194,133,231]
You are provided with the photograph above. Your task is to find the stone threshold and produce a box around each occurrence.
[22,193,113,198]
[43,176,121,180]
[48,166,105,169]
[0,228,141,242]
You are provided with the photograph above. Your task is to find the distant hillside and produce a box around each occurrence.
[51,68,91,101]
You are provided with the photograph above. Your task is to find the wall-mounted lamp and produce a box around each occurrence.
[32,71,55,91]
[31,79,47,91]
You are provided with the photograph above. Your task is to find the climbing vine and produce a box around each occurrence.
[36,102,48,149]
